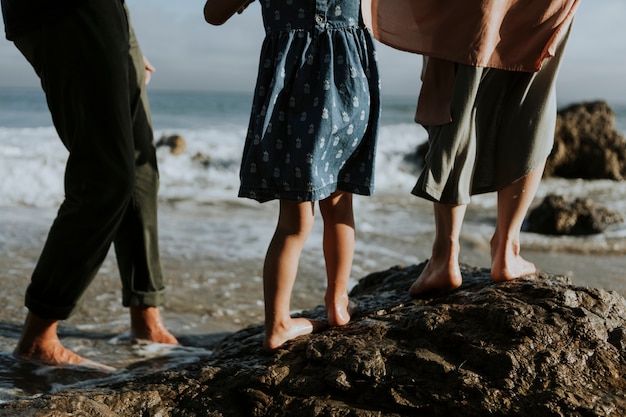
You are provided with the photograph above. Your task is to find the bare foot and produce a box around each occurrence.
[409,258,463,297]
[263,318,326,352]
[130,306,178,345]
[491,255,536,282]
[15,313,115,371]
[490,238,537,282]
[326,294,358,327]
[15,338,82,364]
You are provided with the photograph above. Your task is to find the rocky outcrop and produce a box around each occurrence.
[546,101,626,180]
[156,134,187,155]
[2,263,626,416]
[191,151,212,168]
[526,194,624,235]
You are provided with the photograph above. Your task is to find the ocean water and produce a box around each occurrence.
[0,88,625,403]
[2,88,625,209]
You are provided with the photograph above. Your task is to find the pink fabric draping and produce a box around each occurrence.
[363,0,579,124]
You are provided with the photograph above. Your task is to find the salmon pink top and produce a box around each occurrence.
[363,0,579,124]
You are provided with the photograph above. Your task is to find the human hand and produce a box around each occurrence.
[143,56,155,85]
[204,0,255,25]
[237,0,255,14]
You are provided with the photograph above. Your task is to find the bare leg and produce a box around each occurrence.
[319,191,356,327]
[14,312,114,370]
[409,202,466,296]
[263,201,321,352]
[491,164,544,282]
[130,306,178,344]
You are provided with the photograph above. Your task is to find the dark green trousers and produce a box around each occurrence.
[13,0,166,320]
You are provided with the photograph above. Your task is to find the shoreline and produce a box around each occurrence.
[1,179,625,345]
[1,197,624,332]
[0,196,625,402]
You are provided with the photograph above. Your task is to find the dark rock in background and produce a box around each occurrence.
[526,194,624,235]
[157,134,187,155]
[546,101,626,180]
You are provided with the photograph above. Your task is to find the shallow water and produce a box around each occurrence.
[1,179,625,403]
[1,90,625,403]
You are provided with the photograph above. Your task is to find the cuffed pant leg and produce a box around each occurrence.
[114,10,166,308]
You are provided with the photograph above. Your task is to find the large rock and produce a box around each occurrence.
[546,101,626,180]
[526,194,624,235]
[156,134,187,155]
[2,263,626,416]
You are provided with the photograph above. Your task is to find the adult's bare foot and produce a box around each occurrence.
[491,255,536,282]
[263,318,326,352]
[325,294,358,327]
[16,338,87,366]
[490,238,537,282]
[409,258,463,297]
[15,312,115,371]
[130,306,178,345]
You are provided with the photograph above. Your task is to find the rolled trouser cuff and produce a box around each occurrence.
[122,288,166,308]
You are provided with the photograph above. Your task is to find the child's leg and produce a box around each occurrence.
[490,163,544,282]
[263,200,319,351]
[319,191,355,327]
[409,202,466,296]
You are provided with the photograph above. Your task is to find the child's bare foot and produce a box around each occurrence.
[263,318,326,352]
[409,258,463,297]
[130,306,178,345]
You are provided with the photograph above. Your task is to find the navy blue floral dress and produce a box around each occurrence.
[238,0,380,203]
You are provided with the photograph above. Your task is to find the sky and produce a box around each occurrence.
[1,1,625,106]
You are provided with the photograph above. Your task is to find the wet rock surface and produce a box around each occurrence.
[2,262,626,416]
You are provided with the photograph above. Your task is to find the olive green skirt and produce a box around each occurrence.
[412,27,571,205]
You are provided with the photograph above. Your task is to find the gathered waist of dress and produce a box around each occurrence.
[261,1,365,33]
[263,22,366,36]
